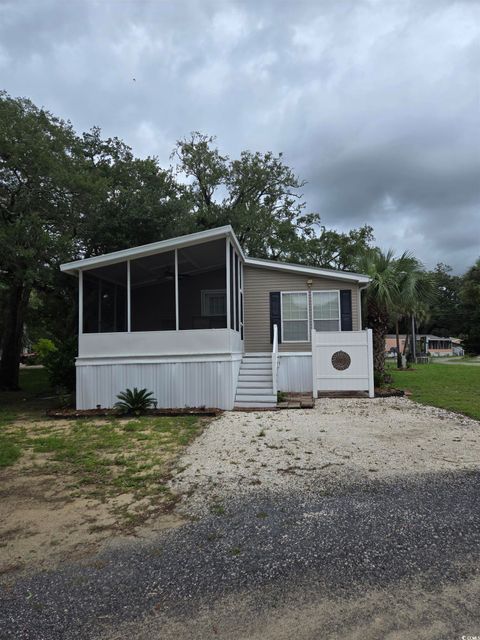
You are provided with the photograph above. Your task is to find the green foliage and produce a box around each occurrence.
[172,132,321,258]
[358,249,435,377]
[42,337,76,391]
[460,259,480,354]
[114,388,157,415]
[0,434,21,467]
[33,338,57,363]
[422,263,463,337]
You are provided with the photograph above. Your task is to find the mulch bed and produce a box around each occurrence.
[374,387,405,398]
[45,407,223,419]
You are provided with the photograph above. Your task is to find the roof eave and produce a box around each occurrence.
[244,257,371,284]
[60,225,245,274]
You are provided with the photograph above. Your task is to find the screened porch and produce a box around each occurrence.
[77,237,244,357]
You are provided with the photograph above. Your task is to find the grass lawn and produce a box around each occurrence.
[0,368,205,507]
[388,361,480,421]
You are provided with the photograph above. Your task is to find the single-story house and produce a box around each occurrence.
[61,226,374,410]
[385,334,463,357]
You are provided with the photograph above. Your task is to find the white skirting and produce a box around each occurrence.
[76,356,242,410]
[277,353,313,392]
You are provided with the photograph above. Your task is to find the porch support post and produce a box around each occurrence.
[175,248,179,331]
[232,249,236,331]
[78,270,83,334]
[127,260,131,332]
[226,239,231,330]
[367,328,374,398]
[311,326,317,399]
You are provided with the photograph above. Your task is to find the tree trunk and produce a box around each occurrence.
[367,301,389,383]
[396,319,402,369]
[372,323,387,377]
[0,283,31,390]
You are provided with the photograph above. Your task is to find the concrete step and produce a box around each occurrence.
[234,393,277,403]
[234,401,277,409]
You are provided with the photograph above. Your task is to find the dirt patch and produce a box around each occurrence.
[0,414,206,575]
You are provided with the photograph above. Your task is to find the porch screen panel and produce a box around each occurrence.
[234,252,240,331]
[130,251,176,331]
[229,245,235,331]
[178,238,227,330]
[82,262,127,333]
[313,291,340,331]
[282,292,309,342]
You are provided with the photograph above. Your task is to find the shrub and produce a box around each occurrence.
[42,337,77,391]
[33,338,57,363]
[114,388,157,415]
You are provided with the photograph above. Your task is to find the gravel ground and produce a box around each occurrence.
[1,398,479,640]
[172,397,480,517]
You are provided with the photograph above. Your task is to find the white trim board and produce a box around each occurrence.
[245,256,370,284]
[61,225,245,273]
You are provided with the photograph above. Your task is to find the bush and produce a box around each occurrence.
[114,388,157,415]
[33,338,57,363]
[42,337,77,391]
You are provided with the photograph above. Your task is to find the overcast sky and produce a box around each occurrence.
[1,0,479,272]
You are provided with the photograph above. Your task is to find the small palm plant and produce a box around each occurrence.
[114,387,157,415]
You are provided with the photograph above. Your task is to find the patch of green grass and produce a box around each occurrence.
[1,413,205,509]
[210,502,226,516]
[0,434,21,467]
[388,362,480,421]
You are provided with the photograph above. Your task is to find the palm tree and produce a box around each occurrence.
[358,249,434,383]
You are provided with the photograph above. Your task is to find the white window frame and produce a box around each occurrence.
[281,291,310,343]
[312,290,341,332]
[201,289,227,317]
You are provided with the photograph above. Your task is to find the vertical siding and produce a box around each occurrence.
[277,355,313,392]
[243,266,361,352]
[77,358,241,410]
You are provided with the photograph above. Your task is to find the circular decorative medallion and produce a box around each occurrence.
[331,350,351,371]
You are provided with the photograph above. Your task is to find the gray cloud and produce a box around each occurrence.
[1,0,479,272]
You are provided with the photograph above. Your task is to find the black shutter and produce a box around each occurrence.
[340,290,353,331]
[270,291,282,343]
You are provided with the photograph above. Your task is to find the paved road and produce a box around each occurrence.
[1,470,479,640]
[435,356,480,365]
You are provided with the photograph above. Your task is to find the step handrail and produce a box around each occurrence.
[272,323,278,396]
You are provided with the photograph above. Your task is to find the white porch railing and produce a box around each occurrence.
[272,323,279,395]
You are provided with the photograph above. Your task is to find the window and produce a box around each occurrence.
[281,292,309,342]
[201,289,226,317]
[313,291,340,331]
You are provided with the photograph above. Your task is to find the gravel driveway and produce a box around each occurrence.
[1,398,479,640]
[172,397,480,516]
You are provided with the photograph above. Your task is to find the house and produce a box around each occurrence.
[60,226,373,410]
[385,334,462,358]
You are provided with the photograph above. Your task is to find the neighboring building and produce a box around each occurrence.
[61,226,373,410]
[385,334,463,358]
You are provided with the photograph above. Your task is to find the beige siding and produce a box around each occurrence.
[243,265,362,353]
